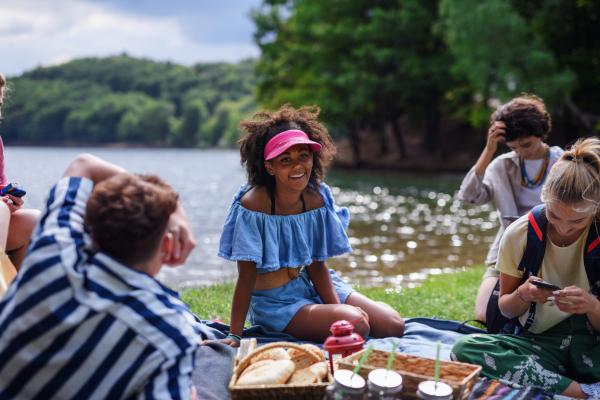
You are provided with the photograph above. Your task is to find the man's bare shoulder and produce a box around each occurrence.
[240,186,271,214]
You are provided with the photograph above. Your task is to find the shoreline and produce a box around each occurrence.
[184,266,485,328]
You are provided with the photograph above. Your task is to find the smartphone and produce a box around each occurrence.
[1,183,26,198]
[502,216,520,221]
[531,280,562,291]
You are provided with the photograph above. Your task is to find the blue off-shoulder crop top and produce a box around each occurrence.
[218,182,352,274]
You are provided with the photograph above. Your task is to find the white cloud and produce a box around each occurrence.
[0,0,259,76]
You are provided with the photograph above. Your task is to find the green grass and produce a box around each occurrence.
[182,266,485,327]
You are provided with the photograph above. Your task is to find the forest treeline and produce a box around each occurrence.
[252,0,599,164]
[2,0,599,163]
[2,56,257,147]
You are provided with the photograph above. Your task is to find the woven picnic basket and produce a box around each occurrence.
[338,349,481,400]
[228,341,333,400]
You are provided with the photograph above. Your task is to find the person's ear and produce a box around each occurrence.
[264,161,274,175]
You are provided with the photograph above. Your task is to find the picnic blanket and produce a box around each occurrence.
[197,317,485,360]
[469,378,552,400]
[194,318,484,400]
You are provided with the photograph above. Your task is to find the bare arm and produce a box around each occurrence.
[474,121,507,176]
[230,261,257,336]
[498,273,550,319]
[62,153,127,184]
[202,260,256,347]
[0,201,9,249]
[306,260,340,305]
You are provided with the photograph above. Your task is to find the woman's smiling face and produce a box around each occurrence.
[266,144,313,192]
[546,201,594,239]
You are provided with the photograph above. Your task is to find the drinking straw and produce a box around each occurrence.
[434,341,441,388]
[386,340,398,378]
[352,343,375,378]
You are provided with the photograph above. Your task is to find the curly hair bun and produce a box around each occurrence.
[491,94,551,142]
[237,104,337,190]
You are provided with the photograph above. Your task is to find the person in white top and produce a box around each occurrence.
[458,94,563,322]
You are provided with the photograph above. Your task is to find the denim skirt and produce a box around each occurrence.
[247,268,355,333]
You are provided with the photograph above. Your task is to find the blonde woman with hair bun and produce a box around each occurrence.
[453,137,600,398]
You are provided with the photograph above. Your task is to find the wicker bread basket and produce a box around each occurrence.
[229,341,333,400]
[338,349,481,400]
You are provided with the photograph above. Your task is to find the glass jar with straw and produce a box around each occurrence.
[363,340,402,400]
[363,369,403,399]
[323,370,366,400]
[323,344,373,400]
[416,341,453,400]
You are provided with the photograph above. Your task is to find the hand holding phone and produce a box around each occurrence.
[1,183,26,198]
[531,280,562,291]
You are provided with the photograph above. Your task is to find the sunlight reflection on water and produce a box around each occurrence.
[5,147,497,289]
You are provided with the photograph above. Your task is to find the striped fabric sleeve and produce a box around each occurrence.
[139,352,196,400]
[30,177,93,249]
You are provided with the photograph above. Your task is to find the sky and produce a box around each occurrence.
[0,0,263,77]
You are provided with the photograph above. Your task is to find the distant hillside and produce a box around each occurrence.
[1,55,258,147]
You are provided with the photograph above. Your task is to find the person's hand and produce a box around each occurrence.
[485,121,507,154]
[355,306,369,323]
[1,194,23,213]
[201,338,240,348]
[520,277,553,304]
[191,386,198,400]
[164,205,196,266]
[547,286,600,314]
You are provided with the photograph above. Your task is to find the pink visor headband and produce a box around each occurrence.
[264,130,322,160]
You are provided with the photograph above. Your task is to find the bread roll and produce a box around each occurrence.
[236,360,295,386]
[286,370,318,385]
[307,362,328,380]
[287,344,326,361]
[250,348,291,364]
[239,360,275,379]
[290,354,315,371]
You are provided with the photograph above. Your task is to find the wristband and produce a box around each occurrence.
[517,286,530,303]
[227,333,241,343]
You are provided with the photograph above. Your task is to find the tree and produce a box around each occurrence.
[3,56,258,146]
[252,0,454,164]
[510,0,600,137]
[439,0,576,129]
[170,101,203,147]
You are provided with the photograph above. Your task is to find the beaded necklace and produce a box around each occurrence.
[520,147,550,188]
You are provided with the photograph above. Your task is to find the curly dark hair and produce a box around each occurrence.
[491,94,552,142]
[237,104,337,192]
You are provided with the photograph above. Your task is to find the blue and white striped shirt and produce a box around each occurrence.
[0,177,201,399]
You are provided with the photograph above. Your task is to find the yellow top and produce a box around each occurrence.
[0,246,17,297]
[497,216,591,334]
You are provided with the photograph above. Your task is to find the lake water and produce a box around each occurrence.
[4,147,498,288]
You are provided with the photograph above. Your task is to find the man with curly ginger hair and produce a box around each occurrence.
[0,153,203,399]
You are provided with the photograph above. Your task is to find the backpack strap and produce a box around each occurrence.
[585,217,600,298]
[518,205,548,276]
[513,205,548,336]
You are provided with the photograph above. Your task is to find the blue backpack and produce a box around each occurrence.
[486,204,600,335]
